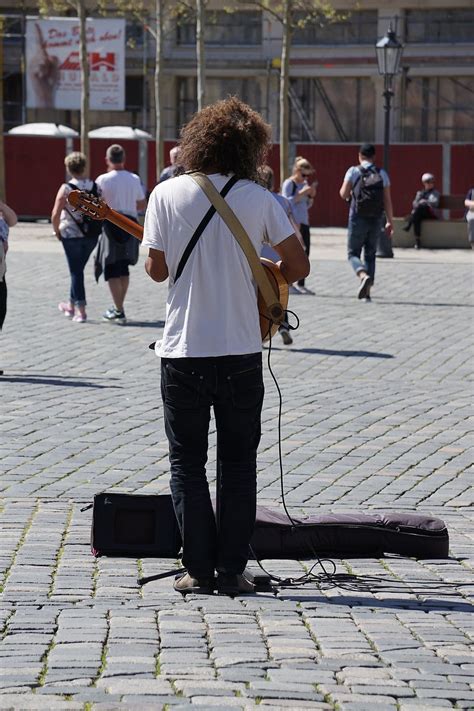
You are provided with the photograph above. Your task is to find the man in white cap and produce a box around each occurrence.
[403,173,440,248]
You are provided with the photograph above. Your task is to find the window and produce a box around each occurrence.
[176,10,262,46]
[289,77,375,142]
[2,13,24,39]
[400,76,474,142]
[293,11,378,45]
[405,9,474,43]
[4,72,23,131]
[206,77,261,110]
[176,77,262,134]
[177,77,197,129]
[126,76,144,112]
[126,21,145,48]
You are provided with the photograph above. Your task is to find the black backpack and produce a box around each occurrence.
[66,181,104,239]
[352,166,384,218]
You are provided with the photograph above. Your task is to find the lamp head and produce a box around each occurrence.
[376,25,404,77]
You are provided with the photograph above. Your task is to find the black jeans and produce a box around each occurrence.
[409,204,437,238]
[297,223,311,286]
[161,353,264,578]
[0,279,6,330]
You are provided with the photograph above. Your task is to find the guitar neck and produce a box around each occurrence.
[106,209,144,242]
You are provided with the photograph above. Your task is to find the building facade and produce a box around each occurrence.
[1,0,473,144]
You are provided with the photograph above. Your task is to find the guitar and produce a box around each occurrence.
[67,190,289,342]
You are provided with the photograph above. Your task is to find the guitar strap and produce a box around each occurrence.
[188,172,285,324]
[174,175,238,282]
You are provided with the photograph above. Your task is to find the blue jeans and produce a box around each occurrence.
[347,215,382,281]
[161,353,264,578]
[62,236,98,306]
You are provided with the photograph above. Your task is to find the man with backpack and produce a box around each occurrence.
[339,143,394,301]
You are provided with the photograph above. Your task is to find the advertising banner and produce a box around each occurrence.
[26,17,125,111]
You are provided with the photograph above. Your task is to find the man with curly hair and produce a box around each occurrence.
[143,97,309,596]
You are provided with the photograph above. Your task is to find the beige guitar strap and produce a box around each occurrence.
[189,172,285,324]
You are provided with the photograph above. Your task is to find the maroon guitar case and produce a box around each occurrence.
[250,506,449,560]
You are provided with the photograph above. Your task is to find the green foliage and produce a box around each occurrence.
[236,0,345,28]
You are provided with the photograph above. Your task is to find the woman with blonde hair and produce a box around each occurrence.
[281,156,317,293]
[51,152,101,322]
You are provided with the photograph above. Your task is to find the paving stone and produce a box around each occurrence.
[1,227,473,708]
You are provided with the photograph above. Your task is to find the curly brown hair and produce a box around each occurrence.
[178,96,272,181]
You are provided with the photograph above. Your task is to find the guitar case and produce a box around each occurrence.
[87,493,449,560]
[250,506,449,560]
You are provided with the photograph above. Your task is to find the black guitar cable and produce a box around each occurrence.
[255,310,337,588]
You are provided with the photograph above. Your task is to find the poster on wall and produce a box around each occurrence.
[26,17,125,111]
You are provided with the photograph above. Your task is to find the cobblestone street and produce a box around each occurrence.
[0,223,473,710]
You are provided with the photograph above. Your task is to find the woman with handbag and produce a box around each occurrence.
[51,151,102,323]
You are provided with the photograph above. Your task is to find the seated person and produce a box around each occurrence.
[403,173,440,248]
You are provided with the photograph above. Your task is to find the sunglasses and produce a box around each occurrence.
[301,172,311,178]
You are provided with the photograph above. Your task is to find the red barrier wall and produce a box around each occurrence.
[450,144,474,217]
[4,137,472,222]
[147,140,177,189]
[387,144,444,220]
[86,139,140,180]
[296,143,444,226]
[146,142,280,192]
[5,136,67,217]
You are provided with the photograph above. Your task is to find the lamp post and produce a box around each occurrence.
[375,25,404,257]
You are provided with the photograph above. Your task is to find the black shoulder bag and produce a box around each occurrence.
[65,181,104,239]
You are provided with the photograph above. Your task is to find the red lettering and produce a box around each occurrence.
[89,52,116,71]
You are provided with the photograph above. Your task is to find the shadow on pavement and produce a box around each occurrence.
[0,375,122,388]
[123,320,166,328]
[277,573,473,611]
[378,300,473,309]
[278,593,474,612]
[269,347,394,359]
[315,294,471,308]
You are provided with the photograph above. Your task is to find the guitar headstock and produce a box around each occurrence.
[68,190,109,220]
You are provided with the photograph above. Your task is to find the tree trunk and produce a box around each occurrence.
[279,0,291,183]
[196,0,206,111]
[78,0,89,165]
[155,0,164,182]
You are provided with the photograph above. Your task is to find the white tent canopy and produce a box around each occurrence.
[8,123,78,137]
[88,126,152,140]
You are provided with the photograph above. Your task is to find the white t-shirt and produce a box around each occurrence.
[95,170,145,217]
[143,173,294,358]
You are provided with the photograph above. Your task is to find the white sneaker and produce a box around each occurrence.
[103,307,127,324]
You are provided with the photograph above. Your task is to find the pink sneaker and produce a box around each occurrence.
[72,313,87,323]
[58,302,74,317]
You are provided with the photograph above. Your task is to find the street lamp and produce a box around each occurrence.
[375,25,404,173]
[375,25,404,257]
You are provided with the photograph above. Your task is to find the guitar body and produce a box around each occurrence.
[68,190,288,342]
[259,258,289,342]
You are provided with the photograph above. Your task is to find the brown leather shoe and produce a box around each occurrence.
[173,572,214,595]
[216,573,256,596]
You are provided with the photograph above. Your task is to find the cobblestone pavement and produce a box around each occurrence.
[1,223,473,710]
